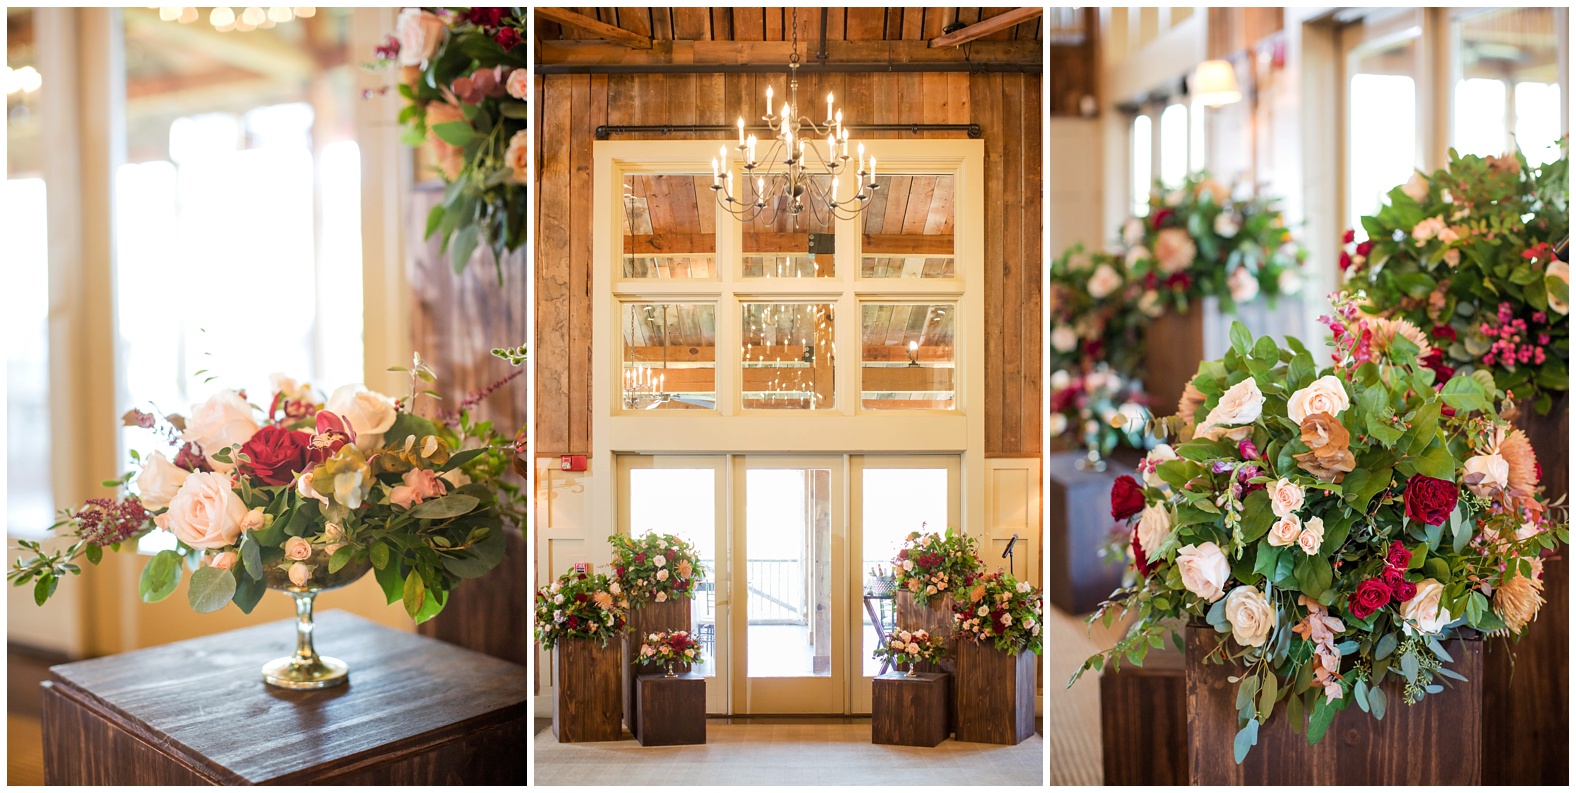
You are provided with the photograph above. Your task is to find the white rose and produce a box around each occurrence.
[1122,218,1146,247]
[1297,516,1326,556]
[1001,614,1013,626]
[153,471,248,550]
[1287,375,1351,424]
[1138,290,1164,317]
[1125,245,1151,268]
[1401,171,1429,202]
[1214,212,1240,237]
[1136,503,1172,559]
[1464,453,1510,498]
[181,389,260,471]
[656,569,669,582]
[1267,478,1306,519]
[1400,578,1452,634]
[1051,324,1079,353]
[1268,514,1302,547]
[902,559,914,572]
[907,642,921,654]
[296,471,328,505]
[1227,267,1260,303]
[1087,264,1123,299]
[325,384,398,452]
[1278,268,1304,295]
[653,554,667,568]
[1141,444,1178,489]
[1548,261,1569,316]
[395,7,447,67]
[1165,189,1185,207]
[1176,543,1230,602]
[1050,369,1072,391]
[135,451,190,511]
[1047,413,1068,436]
[1196,378,1264,440]
[269,372,314,404]
[1224,585,1275,647]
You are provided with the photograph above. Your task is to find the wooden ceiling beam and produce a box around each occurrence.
[929,7,1043,48]
[537,39,1042,67]
[535,7,653,49]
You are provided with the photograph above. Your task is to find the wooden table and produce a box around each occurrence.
[41,611,528,784]
[872,672,949,747]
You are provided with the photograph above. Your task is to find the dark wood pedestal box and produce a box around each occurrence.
[1485,397,1568,785]
[1185,624,1483,785]
[895,592,957,732]
[39,611,527,784]
[954,640,1036,745]
[553,636,624,743]
[622,598,693,735]
[872,672,949,747]
[633,673,705,747]
[1100,646,1187,785]
[1045,451,1130,614]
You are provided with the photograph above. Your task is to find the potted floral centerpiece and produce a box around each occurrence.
[10,360,522,690]
[636,630,704,678]
[1048,244,1152,380]
[952,571,1044,745]
[893,526,982,615]
[609,532,706,733]
[533,568,629,743]
[873,627,948,677]
[372,7,529,279]
[1071,316,1566,778]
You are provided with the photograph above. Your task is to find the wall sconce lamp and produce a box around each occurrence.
[906,340,920,367]
[1192,59,1242,108]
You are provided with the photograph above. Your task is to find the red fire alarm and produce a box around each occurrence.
[560,454,588,472]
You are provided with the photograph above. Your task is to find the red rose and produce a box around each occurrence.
[1432,325,1457,342]
[567,615,580,630]
[1386,541,1411,570]
[467,7,505,27]
[1348,578,1392,619]
[634,553,646,563]
[494,27,521,50]
[1339,251,1352,271]
[1420,349,1455,383]
[1152,208,1174,229]
[1343,229,1356,244]
[574,592,589,603]
[897,548,909,560]
[666,549,676,559]
[238,426,313,486]
[1389,577,1417,603]
[1403,474,1457,526]
[1356,240,1374,257]
[1111,475,1145,521]
[1131,525,1154,577]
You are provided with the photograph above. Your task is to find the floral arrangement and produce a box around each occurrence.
[637,630,704,671]
[372,7,529,279]
[952,572,1044,656]
[1049,245,1154,378]
[872,627,949,669]
[1048,365,1152,456]
[1120,172,1306,314]
[533,568,630,649]
[892,526,982,608]
[1341,145,1569,414]
[1072,317,1566,763]
[609,532,705,606]
[10,360,524,621]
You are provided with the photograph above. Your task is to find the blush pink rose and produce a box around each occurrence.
[288,562,311,587]
[210,551,237,570]
[284,536,313,561]
[154,471,248,550]
[1153,228,1197,274]
[181,390,260,471]
[390,468,446,509]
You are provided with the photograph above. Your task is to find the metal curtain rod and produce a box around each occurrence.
[595,123,983,140]
[534,62,1042,76]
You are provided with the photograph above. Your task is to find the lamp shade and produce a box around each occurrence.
[1193,59,1242,107]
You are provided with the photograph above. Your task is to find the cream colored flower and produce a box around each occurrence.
[395,8,446,67]
[1142,444,1177,489]
[1227,267,1260,303]
[1297,516,1326,556]
[506,129,529,184]
[154,471,248,550]
[1087,264,1122,299]
[136,451,190,512]
[288,562,311,587]
[1401,171,1429,202]
[182,390,260,471]
[1548,261,1570,315]
[1464,453,1510,498]
[1400,578,1452,634]
[1268,514,1302,547]
[1122,218,1146,247]
[1051,324,1078,353]
[325,384,398,452]
[1176,542,1230,603]
[1267,478,1306,519]
[1224,585,1275,647]
[1136,503,1172,559]
[1286,375,1351,424]
[1154,228,1197,274]
[1196,378,1264,441]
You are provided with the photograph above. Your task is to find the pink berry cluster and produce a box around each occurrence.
[1479,302,1549,370]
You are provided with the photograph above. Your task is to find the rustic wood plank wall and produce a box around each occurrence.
[533,70,1043,457]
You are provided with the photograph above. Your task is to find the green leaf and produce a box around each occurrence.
[1439,375,1492,413]
[327,544,355,574]
[187,565,237,613]
[33,575,56,607]
[139,550,183,603]
[1408,442,1457,481]
[1307,694,1339,744]
[409,493,482,520]
[241,533,264,581]
[402,569,426,618]
[1258,673,1279,720]
[440,522,506,579]
[413,582,448,624]
[375,557,405,605]
[1375,631,1398,660]
[1229,322,1253,356]
[424,204,446,240]
[84,543,103,565]
[450,223,481,274]
[1233,719,1260,764]
[430,120,477,147]
[232,570,266,614]
[1369,684,1387,720]
[370,540,391,571]
[1400,651,1419,683]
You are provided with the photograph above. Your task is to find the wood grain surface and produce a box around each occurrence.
[1141,301,1206,417]
[872,672,949,747]
[1045,451,1130,614]
[633,673,706,747]
[1185,623,1482,785]
[1099,645,1187,785]
[623,598,693,733]
[895,591,957,732]
[41,611,527,785]
[553,636,624,743]
[954,640,1036,745]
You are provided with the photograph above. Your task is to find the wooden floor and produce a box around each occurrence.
[9,714,44,785]
[9,645,55,786]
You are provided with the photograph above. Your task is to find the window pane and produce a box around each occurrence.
[861,468,948,676]
[1454,8,1562,166]
[860,304,955,410]
[623,174,718,278]
[1516,82,1562,167]
[860,174,955,279]
[746,468,832,678]
[5,178,53,537]
[741,303,835,410]
[1453,78,1508,158]
[1348,36,1418,236]
[629,469,717,678]
[1131,115,1152,217]
[741,174,835,278]
[1159,102,1188,186]
[622,303,716,410]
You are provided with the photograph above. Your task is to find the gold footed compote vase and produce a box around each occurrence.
[260,549,373,690]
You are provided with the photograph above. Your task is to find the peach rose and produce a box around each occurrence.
[1087,264,1122,299]
[1400,578,1451,634]
[1196,378,1264,441]
[1297,516,1326,556]
[1287,375,1351,424]
[325,384,398,452]
[506,129,529,184]
[210,551,237,570]
[136,451,190,511]
[1294,413,1357,483]
[1268,514,1302,547]
[1121,218,1146,247]
[1267,478,1306,519]
[1227,267,1260,303]
[1464,453,1510,498]
[242,507,266,532]
[288,562,311,587]
[182,390,260,471]
[1153,228,1197,274]
[1176,542,1230,602]
[424,102,468,182]
[284,536,313,561]
[395,8,446,67]
[154,471,248,550]
[506,68,529,101]
[1224,585,1275,647]
[1401,171,1429,202]
[390,467,446,509]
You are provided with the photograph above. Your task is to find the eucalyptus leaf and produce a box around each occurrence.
[187,566,238,613]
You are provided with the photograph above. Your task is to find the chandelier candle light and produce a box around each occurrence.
[710,9,877,226]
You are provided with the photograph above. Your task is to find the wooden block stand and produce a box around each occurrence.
[1185,624,1483,784]
[553,636,623,743]
[1100,645,1187,785]
[623,598,693,736]
[895,591,957,732]
[954,639,1036,745]
[1045,451,1130,614]
[633,673,705,747]
[872,672,949,748]
[1484,396,1568,785]
[40,611,526,784]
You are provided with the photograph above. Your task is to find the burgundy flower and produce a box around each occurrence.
[1420,349,1455,383]
[1238,438,1261,460]
[1386,541,1411,571]
[1356,240,1374,257]
[1348,578,1392,619]
[373,34,400,60]
[1403,474,1457,526]
[1151,208,1174,229]
[567,615,580,630]
[1389,577,1417,603]
[1131,525,1154,577]
[1432,325,1458,342]
[1165,272,1192,291]
[634,552,646,563]
[172,442,213,473]
[466,7,505,27]
[574,592,589,603]
[1339,251,1353,271]
[494,27,521,50]
[308,411,355,464]
[1110,475,1145,521]
[238,426,313,486]
[75,497,150,545]
[1343,229,1356,244]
